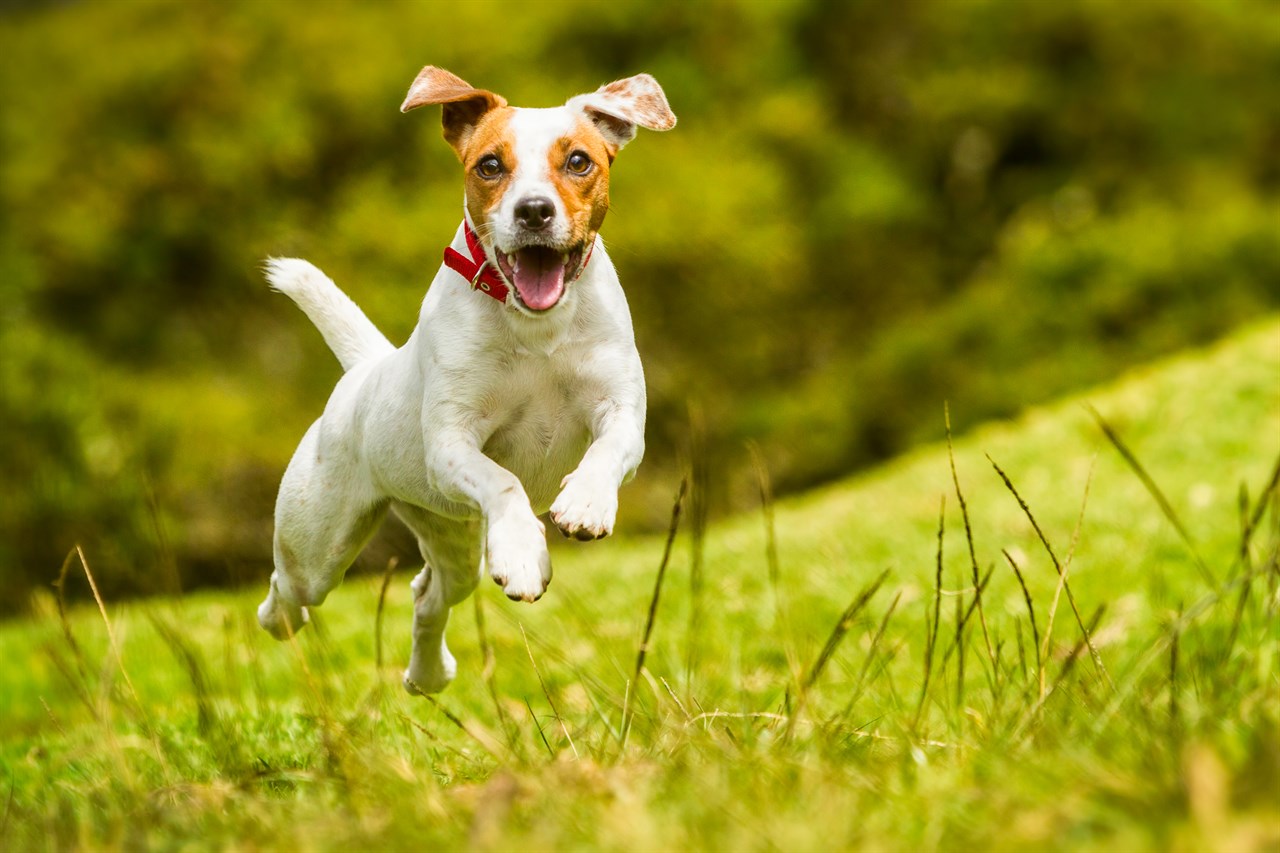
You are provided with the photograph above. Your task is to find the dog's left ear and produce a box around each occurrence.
[566,74,677,152]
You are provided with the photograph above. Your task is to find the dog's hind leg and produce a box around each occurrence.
[258,420,389,640]
[394,504,482,694]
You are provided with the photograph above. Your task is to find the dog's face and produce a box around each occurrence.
[402,68,676,315]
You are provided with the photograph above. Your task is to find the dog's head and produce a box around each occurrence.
[401,67,676,315]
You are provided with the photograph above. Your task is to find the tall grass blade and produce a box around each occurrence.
[750,445,800,691]
[841,592,900,720]
[659,676,694,721]
[623,477,687,742]
[473,592,519,755]
[374,557,398,671]
[685,404,709,689]
[525,698,555,758]
[1042,454,1097,682]
[1241,450,1280,554]
[0,774,12,843]
[1003,549,1043,697]
[954,574,965,710]
[423,695,510,761]
[1051,604,1105,690]
[1168,604,1182,730]
[914,496,946,730]
[1089,559,1271,739]
[946,405,997,675]
[1014,619,1027,683]
[521,623,577,758]
[52,547,92,689]
[940,564,995,669]
[987,455,1113,691]
[1087,406,1216,587]
[74,545,173,778]
[398,709,484,764]
[787,568,890,737]
[1226,451,1280,655]
[146,612,215,736]
[142,472,182,597]
[50,548,98,720]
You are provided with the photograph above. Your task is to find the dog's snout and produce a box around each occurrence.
[515,196,556,230]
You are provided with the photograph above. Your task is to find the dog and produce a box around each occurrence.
[256,66,676,695]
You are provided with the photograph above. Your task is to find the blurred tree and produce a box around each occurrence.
[1,0,1276,611]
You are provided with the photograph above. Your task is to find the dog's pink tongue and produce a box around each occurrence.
[514,249,566,311]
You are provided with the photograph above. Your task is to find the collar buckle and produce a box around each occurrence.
[443,222,510,304]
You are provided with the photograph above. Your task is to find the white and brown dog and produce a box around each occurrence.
[255,67,675,695]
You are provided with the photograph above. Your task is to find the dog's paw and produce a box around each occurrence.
[550,471,617,541]
[403,646,457,696]
[257,596,309,641]
[487,510,552,602]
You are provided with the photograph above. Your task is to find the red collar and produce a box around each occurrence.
[443,221,510,303]
[442,220,597,306]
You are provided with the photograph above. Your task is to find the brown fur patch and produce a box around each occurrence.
[459,108,519,229]
[547,118,615,243]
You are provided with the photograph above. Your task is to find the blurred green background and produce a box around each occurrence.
[1,0,1276,612]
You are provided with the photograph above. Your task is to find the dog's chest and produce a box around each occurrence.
[480,353,595,511]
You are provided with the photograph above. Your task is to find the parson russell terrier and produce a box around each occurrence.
[256,66,676,695]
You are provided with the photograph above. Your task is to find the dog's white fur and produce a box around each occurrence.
[256,68,673,696]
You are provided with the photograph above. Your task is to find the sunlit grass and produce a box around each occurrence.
[2,319,1278,850]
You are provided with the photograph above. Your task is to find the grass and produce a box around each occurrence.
[2,319,1278,850]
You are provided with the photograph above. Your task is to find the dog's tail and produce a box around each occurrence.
[264,258,395,372]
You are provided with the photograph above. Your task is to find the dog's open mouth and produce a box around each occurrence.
[495,244,586,312]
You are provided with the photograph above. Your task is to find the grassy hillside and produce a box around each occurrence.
[1,319,1277,850]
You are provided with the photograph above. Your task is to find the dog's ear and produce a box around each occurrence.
[566,73,677,152]
[401,66,507,155]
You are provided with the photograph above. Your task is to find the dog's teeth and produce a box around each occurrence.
[507,254,517,268]
[561,253,569,265]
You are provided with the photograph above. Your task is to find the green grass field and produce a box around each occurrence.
[3,320,1278,850]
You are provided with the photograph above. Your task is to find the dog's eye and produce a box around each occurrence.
[566,152,593,175]
[476,156,504,179]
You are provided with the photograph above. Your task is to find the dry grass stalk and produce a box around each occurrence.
[986,454,1113,691]
[623,477,688,742]
[51,548,97,718]
[1003,549,1043,697]
[76,547,171,770]
[945,405,997,675]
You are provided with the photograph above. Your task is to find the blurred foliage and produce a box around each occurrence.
[0,0,1277,611]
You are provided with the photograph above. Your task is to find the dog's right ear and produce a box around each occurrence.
[401,66,507,156]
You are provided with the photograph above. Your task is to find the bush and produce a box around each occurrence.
[1,0,1276,609]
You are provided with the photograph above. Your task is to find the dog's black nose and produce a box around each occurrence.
[515,196,556,230]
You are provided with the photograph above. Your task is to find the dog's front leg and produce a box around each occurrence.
[551,404,645,541]
[428,438,552,601]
